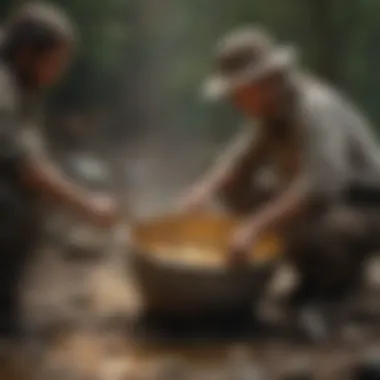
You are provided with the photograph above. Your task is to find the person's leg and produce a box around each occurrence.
[280,207,373,340]
[286,206,370,307]
[0,237,35,338]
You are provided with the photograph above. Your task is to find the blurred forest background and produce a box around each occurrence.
[2,0,380,215]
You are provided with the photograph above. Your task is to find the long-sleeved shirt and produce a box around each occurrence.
[295,74,380,203]
[0,62,42,242]
[215,73,380,208]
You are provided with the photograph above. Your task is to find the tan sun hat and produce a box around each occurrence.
[202,26,297,101]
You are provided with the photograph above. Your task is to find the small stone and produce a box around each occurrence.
[266,265,298,300]
[298,306,330,342]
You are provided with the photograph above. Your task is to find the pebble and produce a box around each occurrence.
[298,306,330,342]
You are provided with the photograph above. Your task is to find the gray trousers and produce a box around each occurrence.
[0,211,41,335]
[218,178,379,301]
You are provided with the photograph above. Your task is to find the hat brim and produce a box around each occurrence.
[202,46,296,102]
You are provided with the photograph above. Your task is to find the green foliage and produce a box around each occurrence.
[47,0,131,110]
[2,0,380,135]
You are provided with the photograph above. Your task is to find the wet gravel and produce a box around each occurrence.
[0,219,379,380]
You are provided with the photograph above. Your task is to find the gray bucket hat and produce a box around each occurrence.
[203,26,297,101]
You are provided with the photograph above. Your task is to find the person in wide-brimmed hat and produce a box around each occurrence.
[179,26,380,316]
[202,26,296,102]
[180,26,303,214]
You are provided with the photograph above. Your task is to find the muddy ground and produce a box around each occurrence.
[1,141,380,380]
[0,231,378,380]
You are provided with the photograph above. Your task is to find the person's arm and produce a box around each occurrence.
[186,124,269,203]
[243,94,348,233]
[24,153,90,211]
[16,128,92,211]
[0,104,102,221]
[0,67,110,219]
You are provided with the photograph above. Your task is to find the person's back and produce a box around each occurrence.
[296,73,380,198]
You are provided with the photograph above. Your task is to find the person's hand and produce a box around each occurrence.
[177,186,209,213]
[228,219,264,266]
[81,193,119,228]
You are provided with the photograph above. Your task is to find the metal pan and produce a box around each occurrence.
[128,213,282,316]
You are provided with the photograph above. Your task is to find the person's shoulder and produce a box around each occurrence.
[300,73,372,129]
[294,73,373,139]
[0,63,19,112]
[295,72,368,128]
[296,73,341,114]
[239,120,263,141]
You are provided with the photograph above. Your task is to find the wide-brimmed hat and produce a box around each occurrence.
[203,26,297,101]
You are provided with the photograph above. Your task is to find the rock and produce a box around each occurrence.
[266,265,298,300]
[297,306,330,342]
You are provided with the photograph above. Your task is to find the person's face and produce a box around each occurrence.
[232,82,264,117]
[34,42,73,88]
[232,74,283,118]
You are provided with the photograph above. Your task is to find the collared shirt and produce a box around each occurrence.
[215,72,380,205]
[295,73,380,202]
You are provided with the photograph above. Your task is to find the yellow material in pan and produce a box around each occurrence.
[132,213,282,268]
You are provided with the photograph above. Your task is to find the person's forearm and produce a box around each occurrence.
[247,176,310,232]
[193,159,237,199]
[22,156,89,211]
[194,130,267,200]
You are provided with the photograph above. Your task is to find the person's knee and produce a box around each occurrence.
[287,208,367,269]
[321,207,367,240]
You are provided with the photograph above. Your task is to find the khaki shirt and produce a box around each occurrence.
[216,73,380,204]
